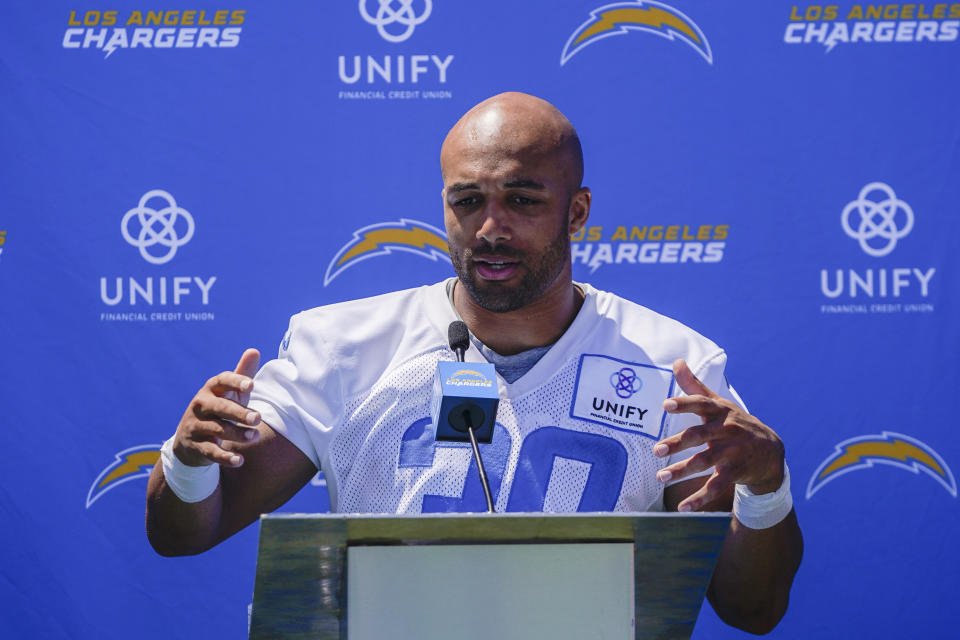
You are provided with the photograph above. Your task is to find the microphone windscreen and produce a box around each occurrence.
[448,320,470,353]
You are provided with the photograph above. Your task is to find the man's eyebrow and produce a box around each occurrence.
[448,183,479,194]
[503,178,545,190]
[446,178,546,193]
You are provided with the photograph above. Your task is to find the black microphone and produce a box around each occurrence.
[431,321,497,513]
[448,320,469,363]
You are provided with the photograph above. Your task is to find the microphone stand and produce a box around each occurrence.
[452,333,494,513]
[462,407,495,513]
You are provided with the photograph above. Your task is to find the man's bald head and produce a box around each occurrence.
[440,92,592,315]
[440,92,584,193]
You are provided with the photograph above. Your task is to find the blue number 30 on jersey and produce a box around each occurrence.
[399,418,628,512]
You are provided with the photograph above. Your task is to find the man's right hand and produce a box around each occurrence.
[149,348,317,556]
[172,348,263,468]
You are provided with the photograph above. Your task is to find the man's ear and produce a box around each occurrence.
[568,187,591,236]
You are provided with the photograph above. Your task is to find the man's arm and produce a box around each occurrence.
[665,477,802,634]
[658,360,804,635]
[145,349,317,556]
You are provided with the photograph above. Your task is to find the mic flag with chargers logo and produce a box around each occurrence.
[432,361,499,443]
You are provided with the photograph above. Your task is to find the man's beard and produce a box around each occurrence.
[449,227,570,313]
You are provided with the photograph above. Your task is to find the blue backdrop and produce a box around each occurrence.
[1,1,957,637]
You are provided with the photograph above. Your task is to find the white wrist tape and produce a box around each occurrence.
[160,435,220,503]
[733,462,793,530]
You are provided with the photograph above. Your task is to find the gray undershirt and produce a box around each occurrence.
[445,279,551,383]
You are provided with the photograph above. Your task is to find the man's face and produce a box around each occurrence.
[442,140,582,313]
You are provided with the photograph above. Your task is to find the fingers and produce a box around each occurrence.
[207,363,255,407]
[656,444,728,485]
[207,416,261,443]
[207,371,254,395]
[193,440,245,468]
[173,414,258,467]
[172,351,263,468]
[204,350,260,402]
[676,470,734,512]
[176,416,259,467]
[234,348,260,405]
[178,381,261,468]
[662,394,725,417]
[235,348,261,378]
[654,419,724,457]
[195,393,261,427]
[186,412,260,445]
[672,359,717,399]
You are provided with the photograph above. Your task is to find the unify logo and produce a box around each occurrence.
[610,367,642,398]
[122,189,194,265]
[820,182,935,313]
[100,190,216,321]
[571,355,670,438]
[0,230,6,260]
[841,182,913,257]
[561,1,712,65]
[338,0,453,100]
[593,366,648,422]
[360,0,432,43]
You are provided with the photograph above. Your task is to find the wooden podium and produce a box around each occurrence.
[249,512,730,640]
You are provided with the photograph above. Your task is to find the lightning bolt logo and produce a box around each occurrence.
[324,219,450,286]
[452,370,485,379]
[86,445,161,508]
[806,432,957,499]
[560,1,713,65]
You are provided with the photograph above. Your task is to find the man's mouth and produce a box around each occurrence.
[473,256,521,281]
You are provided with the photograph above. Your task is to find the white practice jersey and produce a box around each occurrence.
[249,279,745,514]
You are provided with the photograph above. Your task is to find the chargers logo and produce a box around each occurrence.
[446,369,494,387]
[806,432,957,499]
[561,1,713,65]
[86,444,161,508]
[324,219,450,285]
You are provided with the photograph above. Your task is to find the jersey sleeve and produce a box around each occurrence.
[663,349,747,486]
[247,314,343,470]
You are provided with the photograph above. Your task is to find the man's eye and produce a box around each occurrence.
[454,196,479,207]
[512,195,538,206]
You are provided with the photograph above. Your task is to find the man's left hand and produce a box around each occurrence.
[654,359,784,512]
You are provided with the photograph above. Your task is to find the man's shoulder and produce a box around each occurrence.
[580,283,725,371]
[281,280,455,393]
[292,282,442,329]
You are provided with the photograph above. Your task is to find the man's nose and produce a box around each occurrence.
[476,203,511,246]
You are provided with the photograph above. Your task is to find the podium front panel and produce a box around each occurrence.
[347,543,634,639]
[250,512,730,639]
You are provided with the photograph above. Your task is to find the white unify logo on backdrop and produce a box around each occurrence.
[820,181,935,314]
[100,190,216,322]
[360,0,432,43]
[338,0,453,100]
[121,189,194,265]
[841,182,914,257]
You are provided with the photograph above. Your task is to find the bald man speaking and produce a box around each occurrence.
[146,93,802,634]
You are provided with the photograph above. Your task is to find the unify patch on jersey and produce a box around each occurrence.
[569,354,674,439]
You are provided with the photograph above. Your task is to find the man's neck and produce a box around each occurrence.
[453,272,584,356]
